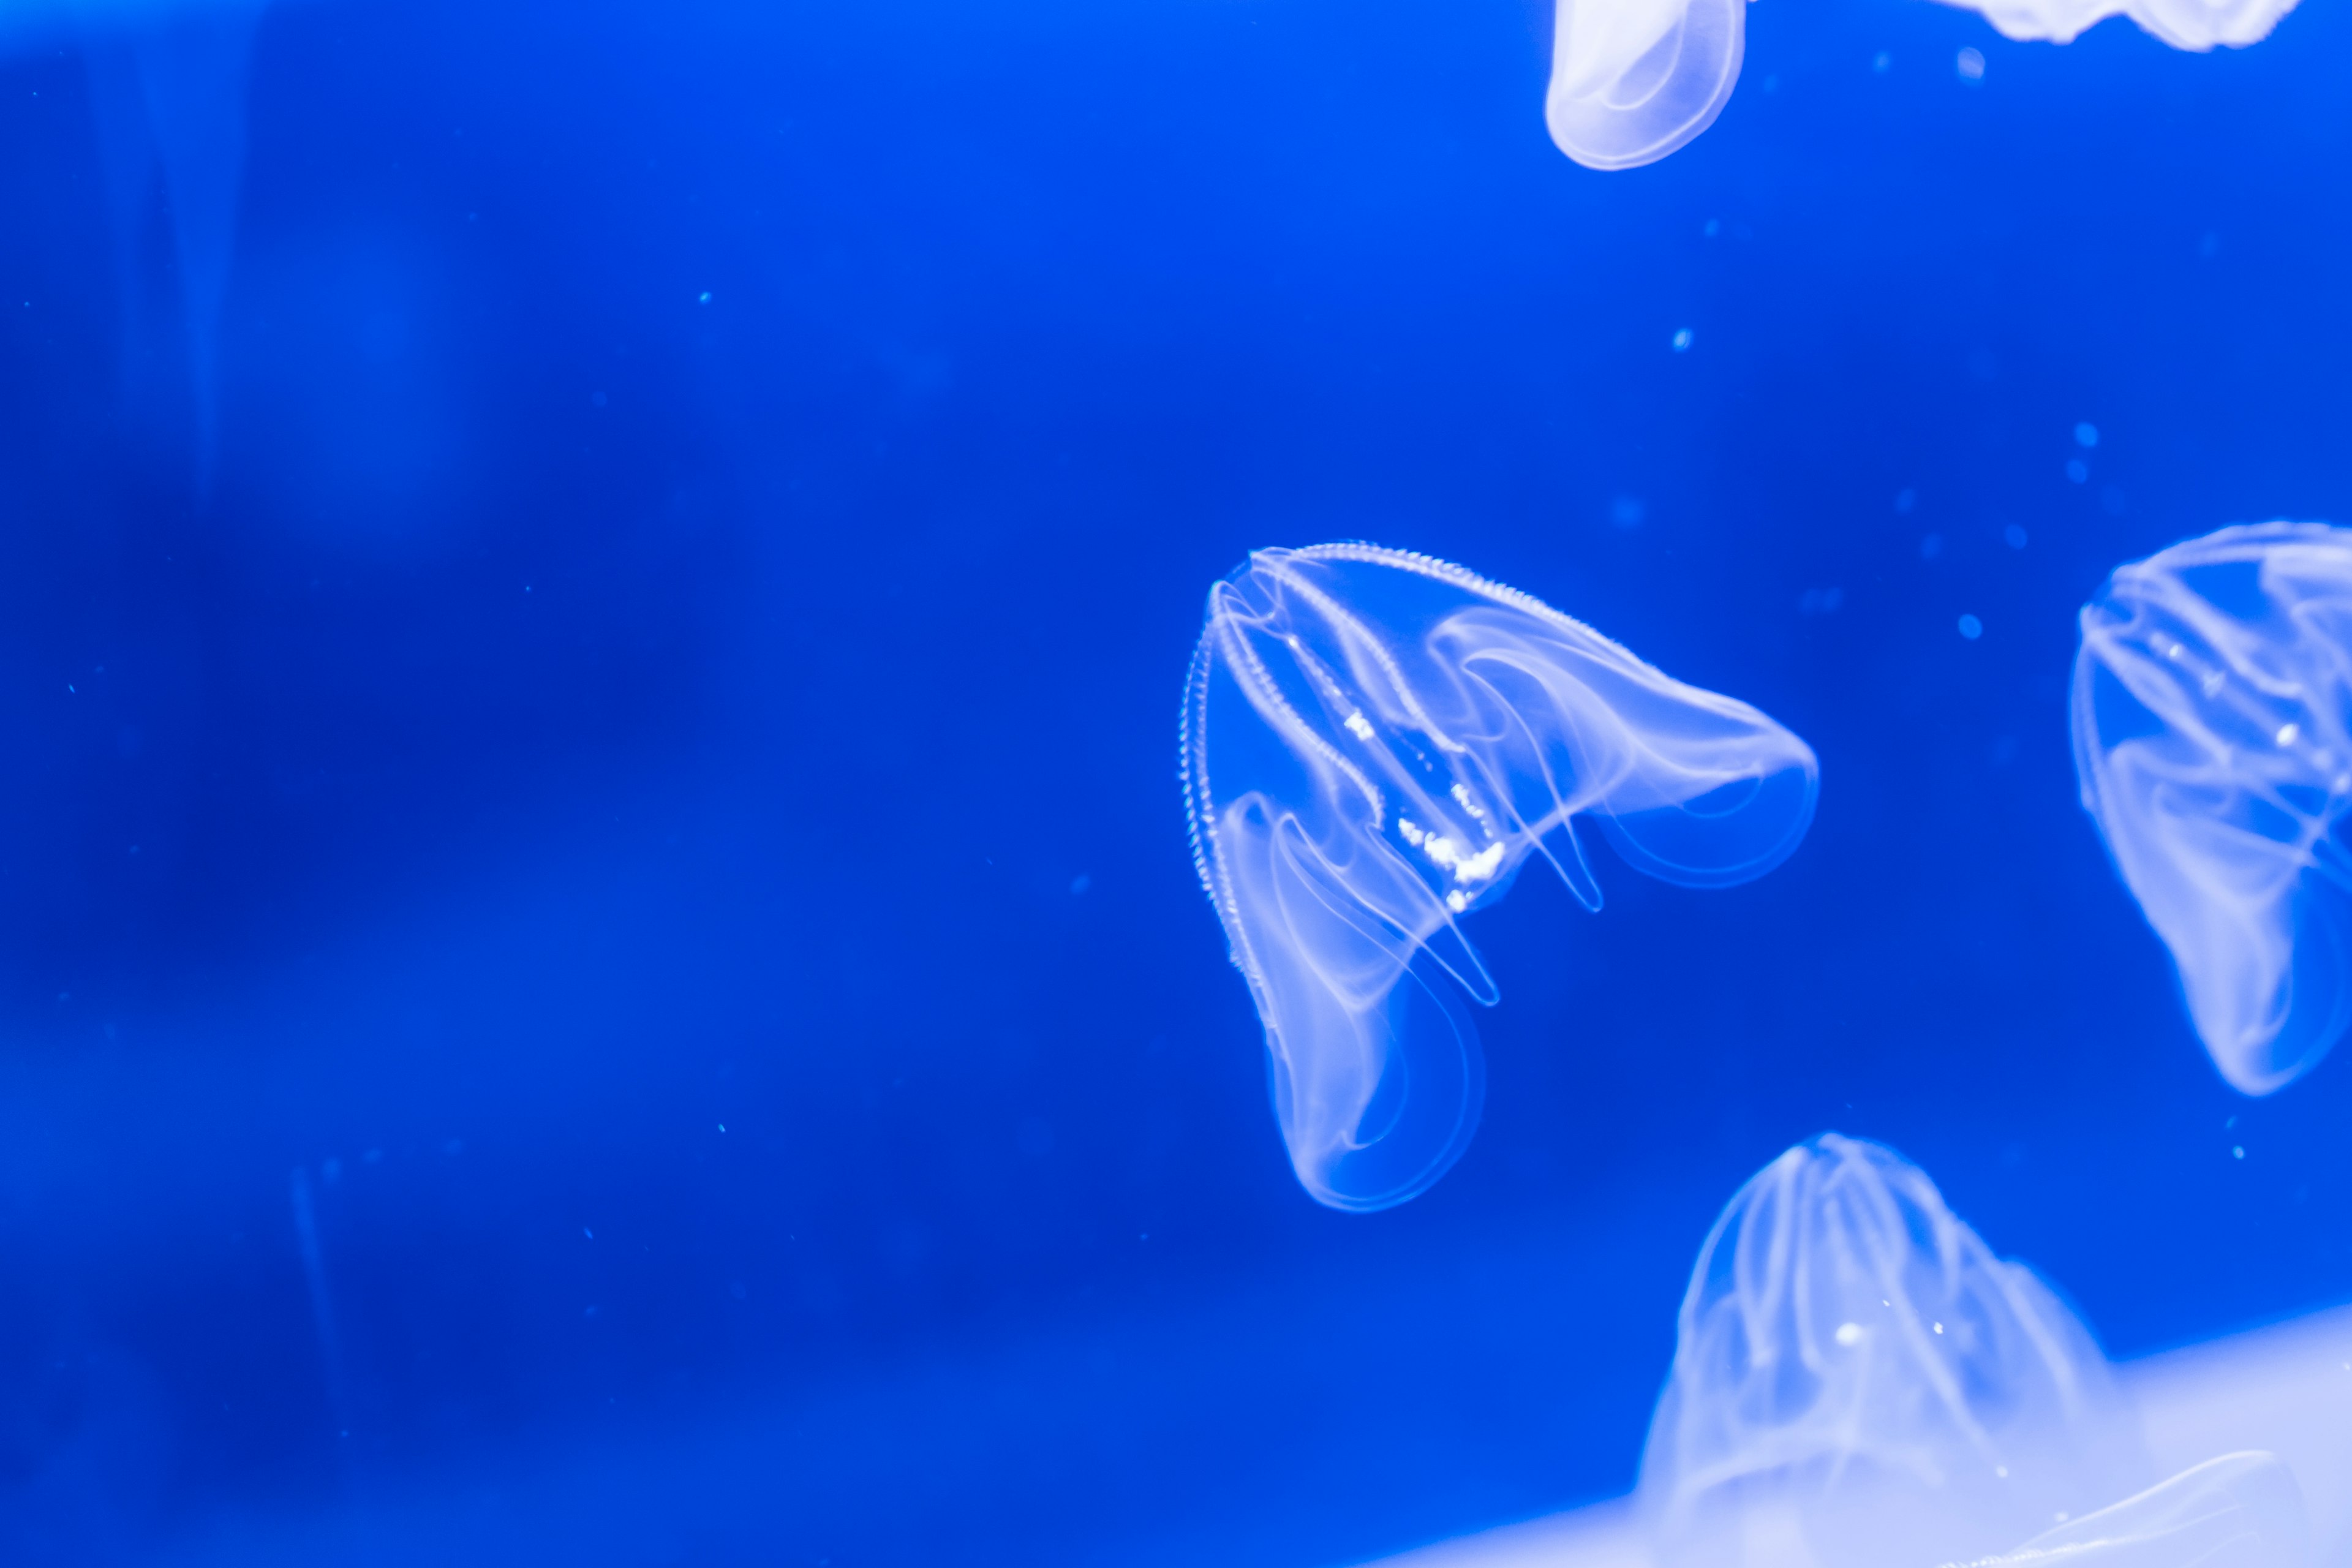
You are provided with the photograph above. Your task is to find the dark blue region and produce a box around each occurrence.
[0,0,2346,1561]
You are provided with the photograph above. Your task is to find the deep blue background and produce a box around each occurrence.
[0,0,2348,1562]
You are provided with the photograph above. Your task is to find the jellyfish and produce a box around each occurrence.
[1545,0,1746,170]
[1638,1134,2154,1568]
[1182,544,1817,1210]
[77,0,270,490]
[1953,1451,2311,1568]
[1936,0,2295,50]
[2072,522,2352,1096]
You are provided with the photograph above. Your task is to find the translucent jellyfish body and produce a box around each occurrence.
[1640,1134,2152,1568]
[1546,0,1746,170]
[2072,522,2352,1096]
[1182,544,1816,1211]
[1939,0,2294,50]
[1954,1452,2311,1568]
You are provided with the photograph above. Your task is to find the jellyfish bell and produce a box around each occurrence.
[1640,1134,2155,1568]
[2073,522,2352,1096]
[1546,0,1746,170]
[1938,0,2295,50]
[1182,543,1817,1211]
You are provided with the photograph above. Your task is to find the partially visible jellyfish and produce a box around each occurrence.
[1639,1134,2153,1568]
[1937,0,2294,51]
[78,0,271,490]
[2072,522,2352,1095]
[1546,0,1746,170]
[1183,544,1816,1210]
[1954,1452,2312,1568]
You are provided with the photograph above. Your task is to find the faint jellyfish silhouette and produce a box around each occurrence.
[1182,544,1816,1210]
[2072,522,2352,1095]
[1639,1134,2153,1568]
[1547,0,1746,170]
[1937,0,2294,51]
[79,0,270,492]
[1951,1451,2312,1567]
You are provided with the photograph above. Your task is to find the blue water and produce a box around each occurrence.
[1,0,2348,1562]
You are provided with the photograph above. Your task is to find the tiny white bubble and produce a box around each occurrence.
[1671,328,1694,352]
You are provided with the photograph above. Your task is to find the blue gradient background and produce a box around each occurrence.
[0,0,2348,1562]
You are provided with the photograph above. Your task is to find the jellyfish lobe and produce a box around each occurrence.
[1547,0,1745,170]
[1937,0,2294,50]
[1956,1451,2312,1567]
[1183,545,1816,1210]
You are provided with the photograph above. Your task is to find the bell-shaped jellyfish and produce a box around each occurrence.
[2072,522,2352,1096]
[1545,0,1746,170]
[1938,0,2294,50]
[1953,1451,2312,1568]
[1181,544,1816,1210]
[1639,1134,2153,1568]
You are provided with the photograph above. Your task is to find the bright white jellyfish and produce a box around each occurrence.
[2072,522,2352,1096]
[1546,0,1746,170]
[1951,1452,2312,1568]
[1939,0,2293,51]
[1182,544,1816,1211]
[1639,1134,2152,1568]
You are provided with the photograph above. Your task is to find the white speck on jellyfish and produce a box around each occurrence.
[2277,723,2300,747]
[1183,543,1818,1210]
[1834,1322,1863,1347]
[1345,710,1377,741]
[1672,328,1695,352]
[1956,47,1986,78]
[1933,1321,1945,1334]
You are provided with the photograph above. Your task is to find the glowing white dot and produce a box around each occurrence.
[2277,723,2300,747]
[1671,328,1694,352]
[1834,1322,1863,1347]
[1932,1321,1945,1334]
